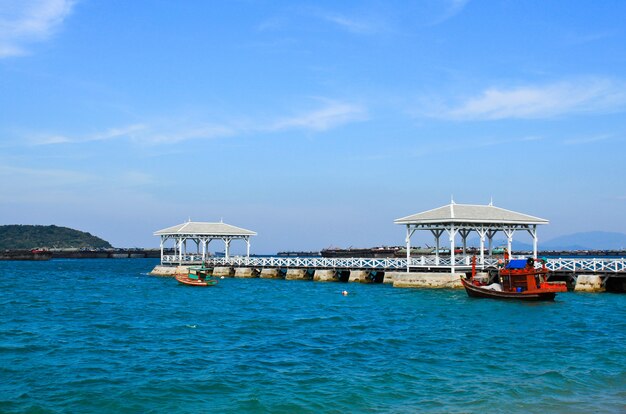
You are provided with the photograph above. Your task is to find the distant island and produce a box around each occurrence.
[0,224,112,250]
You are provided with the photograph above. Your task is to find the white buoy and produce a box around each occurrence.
[342,290,348,296]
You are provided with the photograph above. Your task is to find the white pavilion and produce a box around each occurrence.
[395,201,548,273]
[154,220,257,264]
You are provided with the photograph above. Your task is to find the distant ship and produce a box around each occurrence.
[321,246,403,258]
[276,251,321,257]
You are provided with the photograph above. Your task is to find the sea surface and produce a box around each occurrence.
[1,259,624,413]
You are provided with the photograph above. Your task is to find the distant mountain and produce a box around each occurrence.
[541,231,626,251]
[0,225,112,250]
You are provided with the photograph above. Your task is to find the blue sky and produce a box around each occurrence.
[1,0,625,253]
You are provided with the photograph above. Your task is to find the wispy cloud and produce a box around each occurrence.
[429,0,470,25]
[0,164,93,183]
[29,100,367,146]
[0,0,76,58]
[424,77,626,120]
[31,124,146,145]
[268,100,366,131]
[317,13,383,34]
[563,134,613,145]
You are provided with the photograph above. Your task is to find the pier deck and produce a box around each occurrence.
[161,255,626,274]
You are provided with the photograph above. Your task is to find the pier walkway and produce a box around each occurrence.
[161,255,626,274]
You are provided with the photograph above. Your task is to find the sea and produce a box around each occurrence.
[1,259,624,413]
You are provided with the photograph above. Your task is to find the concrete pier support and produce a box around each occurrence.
[285,269,311,280]
[235,267,259,278]
[390,272,463,289]
[260,268,283,279]
[349,270,372,283]
[150,265,179,276]
[574,275,605,292]
[213,267,235,277]
[383,272,396,284]
[313,269,338,282]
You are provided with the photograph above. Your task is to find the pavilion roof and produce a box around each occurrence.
[394,203,548,225]
[154,221,257,236]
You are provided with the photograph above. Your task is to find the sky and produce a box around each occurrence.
[1,0,625,253]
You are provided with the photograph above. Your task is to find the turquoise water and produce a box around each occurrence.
[1,259,624,413]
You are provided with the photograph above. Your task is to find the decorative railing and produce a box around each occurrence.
[544,258,626,273]
[161,254,626,273]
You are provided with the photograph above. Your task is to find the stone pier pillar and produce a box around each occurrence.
[150,265,178,276]
[260,268,283,279]
[285,269,311,280]
[313,269,338,282]
[382,272,396,284]
[349,270,372,283]
[234,267,259,278]
[213,267,235,277]
[574,275,605,292]
[391,272,463,289]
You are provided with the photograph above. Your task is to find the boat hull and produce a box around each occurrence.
[461,278,557,301]
[175,274,217,287]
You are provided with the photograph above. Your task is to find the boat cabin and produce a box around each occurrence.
[498,258,545,293]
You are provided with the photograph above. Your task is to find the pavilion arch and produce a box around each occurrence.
[394,202,548,273]
[154,220,257,265]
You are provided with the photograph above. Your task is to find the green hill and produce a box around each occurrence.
[0,225,113,249]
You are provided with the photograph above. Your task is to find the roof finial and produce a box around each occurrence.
[220,217,223,223]
[188,216,191,222]
[489,196,493,206]
[451,194,455,205]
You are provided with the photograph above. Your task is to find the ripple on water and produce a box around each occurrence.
[1,259,625,413]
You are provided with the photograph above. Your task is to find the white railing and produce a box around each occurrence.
[545,258,626,273]
[161,255,626,273]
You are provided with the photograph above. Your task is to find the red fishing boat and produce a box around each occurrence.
[461,256,566,301]
[175,265,218,287]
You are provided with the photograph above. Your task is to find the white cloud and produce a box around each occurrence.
[29,100,367,146]
[31,124,146,145]
[428,78,626,120]
[563,134,613,145]
[268,101,367,132]
[0,0,76,58]
[318,13,382,34]
[429,0,470,25]
[0,164,93,183]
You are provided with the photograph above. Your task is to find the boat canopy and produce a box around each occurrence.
[505,259,528,269]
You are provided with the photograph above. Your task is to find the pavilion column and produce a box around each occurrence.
[476,227,487,268]
[406,225,416,273]
[448,225,458,274]
[160,236,164,265]
[431,229,444,266]
[503,228,515,259]
[459,229,471,257]
[224,239,231,260]
[178,237,183,264]
[201,239,207,262]
[246,237,251,259]
[528,225,538,259]
[487,229,497,257]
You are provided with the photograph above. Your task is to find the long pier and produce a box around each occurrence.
[161,255,626,274]
[154,255,626,292]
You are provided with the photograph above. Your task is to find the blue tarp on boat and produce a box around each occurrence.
[505,259,528,269]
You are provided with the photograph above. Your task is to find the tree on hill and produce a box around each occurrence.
[0,225,113,250]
